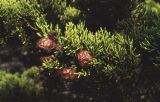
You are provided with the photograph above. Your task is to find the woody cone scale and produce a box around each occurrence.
[36,30,62,53]
[76,50,93,68]
[57,67,76,81]
[36,38,56,52]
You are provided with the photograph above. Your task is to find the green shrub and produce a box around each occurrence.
[35,16,160,101]
[37,0,81,25]
[115,0,160,101]
[36,20,139,81]
[116,0,160,70]
[0,0,81,45]
[116,0,160,45]
[0,67,44,102]
[0,0,40,45]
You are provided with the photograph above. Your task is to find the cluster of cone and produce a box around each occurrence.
[37,30,93,81]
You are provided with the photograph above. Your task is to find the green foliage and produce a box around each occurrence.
[60,22,85,55]
[142,0,160,15]
[42,55,62,70]
[0,0,81,45]
[63,22,137,66]
[59,6,81,24]
[0,67,43,102]
[140,19,160,68]
[0,0,40,44]
[37,0,81,25]
[36,15,53,37]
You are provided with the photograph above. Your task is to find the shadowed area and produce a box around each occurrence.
[0,38,41,73]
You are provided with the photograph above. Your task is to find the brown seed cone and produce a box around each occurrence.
[56,67,76,81]
[36,37,55,52]
[40,56,52,63]
[76,50,93,68]
[48,30,58,42]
